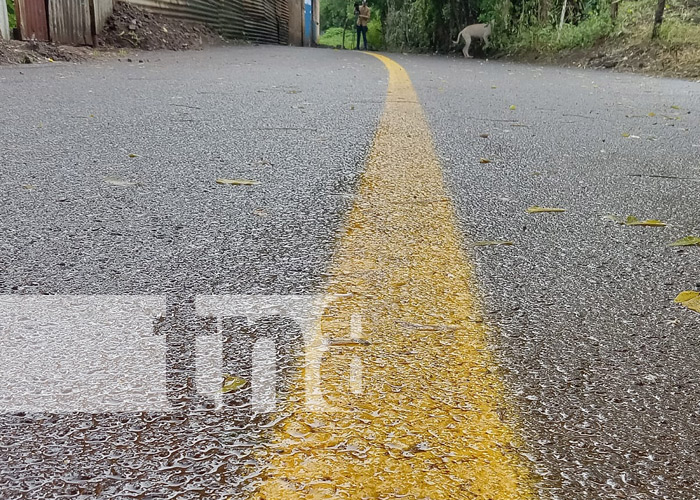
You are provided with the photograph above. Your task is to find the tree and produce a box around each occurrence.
[652,0,665,38]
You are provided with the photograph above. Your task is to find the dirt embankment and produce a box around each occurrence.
[516,40,700,80]
[96,2,222,51]
[0,1,223,65]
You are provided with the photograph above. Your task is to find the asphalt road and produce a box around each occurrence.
[1,46,699,499]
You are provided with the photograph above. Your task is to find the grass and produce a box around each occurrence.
[319,17,384,50]
[319,26,357,49]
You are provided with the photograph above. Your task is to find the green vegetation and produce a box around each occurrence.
[320,0,700,72]
[318,2,384,50]
[319,27,357,49]
[7,0,16,29]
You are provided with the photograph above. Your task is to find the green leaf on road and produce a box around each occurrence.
[216,179,261,186]
[674,291,700,314]
[603,215,666,227]
[670,236,700,246]
[221,374,247,393]
[621,133,630,138]
[473,240,514,246]
[509,105,516,110]
[527,206,565,213]
[128,153,138,158]
[624,216,666,227]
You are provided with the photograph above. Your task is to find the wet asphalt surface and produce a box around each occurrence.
[1,46,699,499]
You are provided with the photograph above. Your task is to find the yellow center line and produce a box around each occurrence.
[250,53,537,500]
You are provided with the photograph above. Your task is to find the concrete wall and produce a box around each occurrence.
[287,0,302,46]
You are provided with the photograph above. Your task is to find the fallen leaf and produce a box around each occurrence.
[128,153,138,158]
[670,236,700,246]
[621,132,630,138]
[350,105,355,110]
[670,105,680,110]
[104,177,139,187]
[491,85,497,89]
[625,215,666,227]
[22,184,34,190]
[221,374,247,393]
[253,208,268,216]
[479,158,491,164]
[674,291,700,314]
[216,179,260,185]
[47,58,54,63]
[648,112,656,117]
[527,206,565,213]
[509,105,516,110]
[479,133,489,138]
[602,215,625,224]
[473,240,514,246]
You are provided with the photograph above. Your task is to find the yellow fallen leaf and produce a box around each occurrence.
[473,240,514,246]
[216,178,261,185]
[621,133,630,138]
[670,105,680,110]
[128,153,138,158]
[625,216,666,227]
[509,105,516,110]
[48,58,54,62]
[527,206,565,213]
[674,291,700,314]
[670,236,700,246]
[491,85,497,89]
[648,112,656,117]
[221,374,247,393]
[479,158,491,164]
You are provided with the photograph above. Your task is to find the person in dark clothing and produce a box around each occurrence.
[356,0,370,50]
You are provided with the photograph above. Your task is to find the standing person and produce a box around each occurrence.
[356,0,370,50]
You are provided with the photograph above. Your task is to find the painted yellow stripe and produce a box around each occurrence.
[251,53,537,500]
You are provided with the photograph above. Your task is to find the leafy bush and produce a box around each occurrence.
[7,0,16,29]
[502,12,613,52]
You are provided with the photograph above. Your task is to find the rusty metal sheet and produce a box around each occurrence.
[15,0,50,41]
[49,0,91,45]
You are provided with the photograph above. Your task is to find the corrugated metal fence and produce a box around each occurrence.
[1,0,10,41]
[128,0,289,44]
[48,0,113,45]
[11,0,292,46]
[15,0,50,41]
[14,0,113,44]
